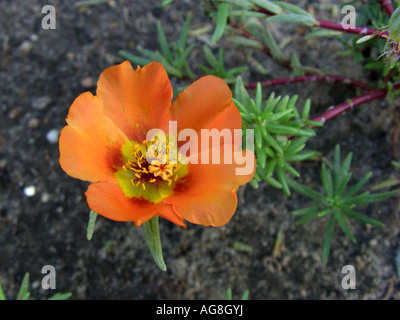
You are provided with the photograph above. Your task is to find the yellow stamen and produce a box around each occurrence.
[122,139,181,190]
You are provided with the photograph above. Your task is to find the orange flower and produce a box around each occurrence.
[59,61,254,227]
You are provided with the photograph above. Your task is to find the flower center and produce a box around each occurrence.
[122,137,181,191]
[116,136,188,203]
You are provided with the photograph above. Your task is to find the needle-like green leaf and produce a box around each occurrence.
[295,209,321,225]
[241,289,250,300]
[322,214,335,264]
[256,145,267,168]
[343,172,372,199]
[203,46,219,69]
[276,165,290,196]
[211,3,229,45]
[334,209,356,243]
[161,0,175,7]
[177,13,192,52]
[157,21,173,62]
[48,293,73,300]
[255,82,262,113]
[0,281,6,300]
[302,99,311,121]
[321,163,333,198]
[119,50,151,66]
[87,210,97,241]
[342,208,384,227]
[16,273,30,301]
[226,288,233,300]
[287,178,325,201]
[143,216,167,272]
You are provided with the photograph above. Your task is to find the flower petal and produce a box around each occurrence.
[86,181,186,227]
[168,189,239,227]
[164,146,255,227]
[97,61,173,141]
[171,75,238,136]
[171,76,242,158]
[59,91,128,183]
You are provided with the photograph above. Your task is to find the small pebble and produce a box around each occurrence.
[46,129,60,144]
[24,185,36,197]
[80,76,95,88]
[0,159,7,169]
[32,96,52,110]
[8,108,19,119]
[30,34,38,42]
[19,41,33,54]
[31,280,40,290]
[28,118,40,129]
[369,239,378,247]
[66,52,75,60]
[41,192,51,203]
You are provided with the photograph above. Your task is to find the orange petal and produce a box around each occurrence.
[164,146,255,227]
[96,61,173,141]
[202,101,242,149]
[209,101,242,130]
[171,75,238,135]
[171,76,242,157]
[86,181,186,227]
[167,189,239,227]
[59,91,128,183]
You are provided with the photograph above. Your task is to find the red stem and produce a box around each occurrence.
[380,0,395,16]
[245,75,375,91]
[315,19,388,38]
[257,7,388,39]
[311,85,400,124]
[286,87,387,140]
